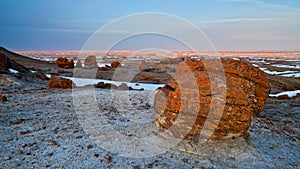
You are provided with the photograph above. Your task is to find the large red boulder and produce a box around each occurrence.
[56,57,74,69]
[154,58,270,141]
[48,75,76,89]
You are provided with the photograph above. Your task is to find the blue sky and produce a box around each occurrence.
[0,0,300,51]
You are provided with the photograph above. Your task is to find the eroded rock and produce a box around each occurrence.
[56,57,74,69]
[48,75,75,89]
[84,55,98,69]
[154,58,270,141]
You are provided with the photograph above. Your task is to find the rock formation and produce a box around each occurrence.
[48,75,75,89]
[154,58,270,141]
[84,55,98,69]
[111,61,121,68]
[75,59,82,68]
[56,57,74,69]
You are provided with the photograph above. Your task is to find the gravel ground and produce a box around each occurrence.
[1,84,299,169]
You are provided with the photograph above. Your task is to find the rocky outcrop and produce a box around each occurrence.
[56,57,74,69]
[111,61,121,68]
[0,53,29,73]
[48,75,75,89]
[154,58,270,141]
[84,55,98,69]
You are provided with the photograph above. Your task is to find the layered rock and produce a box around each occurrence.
[84,55,98,69]
[48,75,75,89]
[154,58,270,141]
[56,57,74,69]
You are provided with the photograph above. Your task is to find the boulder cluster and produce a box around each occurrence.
[154,58,270,141]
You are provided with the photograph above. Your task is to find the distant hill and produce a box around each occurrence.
[0,46,58,70]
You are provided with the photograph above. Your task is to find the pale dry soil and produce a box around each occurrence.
[0,83,299,169]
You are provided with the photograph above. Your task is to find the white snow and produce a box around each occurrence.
[259,68,297,75]
[280,73,300,78]
[8,69,19,74]
[269,90,300,98]
[272,64,300,69]
[63,76,165,91]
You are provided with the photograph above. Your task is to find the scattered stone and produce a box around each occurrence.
[104,154,112,163]
[154,58,270,140]
[94,153,99,158]
[47,152,53,156]
[98,67,109,71]
[3,156,11,161]
[48,75,76,89]
[11,120,24,124]
[33,72,49,80]
[87,145,93,149]
[56,57,74,69]
[75,135,83,139]
[182,158,188,163]
[84,55,98,69]
[20,130,31,135]
[119,83,129,90]
[0,95,7,102]
[17,150,23,155]
[278,94,290,100]
[147,163,153,168]
[49,140,59,146]
[95,82,105,88]
[111,61,121,68]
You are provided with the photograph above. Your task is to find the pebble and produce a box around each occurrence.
[104,154,112,163]
[3,156,11,161]
[20,130,31,135]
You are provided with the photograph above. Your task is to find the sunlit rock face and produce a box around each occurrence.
[154,58,270,141]
[56,57,74,69]
[48,75,76,89]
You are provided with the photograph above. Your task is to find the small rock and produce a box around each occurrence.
[3,156,11,161]
[278,94,290,100]
[182,158,188,163]
[111,61,121,68]
[11,120,24,124]
[95,82,105,88]
[17,150,23,155]
[94,153,99,158]
[49,140,59,146]
[147,163,153,168]
[87,145,93,149]
[20,130,31,135]
[75,135,83,139]
[0,95,7,102]
[104,154,112,163]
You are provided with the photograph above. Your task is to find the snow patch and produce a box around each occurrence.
[8,69,19,74]
[269,90,300,97]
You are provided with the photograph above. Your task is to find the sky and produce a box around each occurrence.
[0,0,300,51]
